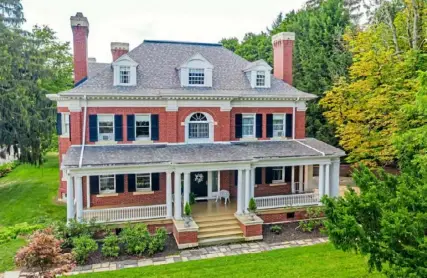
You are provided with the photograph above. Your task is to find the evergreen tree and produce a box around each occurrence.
[0,0,24,26]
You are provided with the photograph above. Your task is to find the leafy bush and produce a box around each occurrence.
[120,223,150,255]
[147,228,167,256]
[101,233,120,258]
[0,223,44,244]
[72,235,98,265]
[270,225,282,235]
[297,207,325,232]
[189,192,196,205]
[53,218,106,248]
[15,228,75,277]
[0,161,19,178]
[184,202,192,217]
[248,198,257,213]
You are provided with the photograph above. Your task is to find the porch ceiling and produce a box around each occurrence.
[62,138,344,169]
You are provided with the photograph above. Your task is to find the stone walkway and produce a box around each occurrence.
[9,237,328,277]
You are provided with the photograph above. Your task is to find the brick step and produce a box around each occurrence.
[198,235,245,246]
[197,220,240,228]
[198,228,243,239]
[192,214,236,223]
[199,224,241,234]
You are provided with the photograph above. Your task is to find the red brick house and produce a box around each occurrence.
[48,13,344,248]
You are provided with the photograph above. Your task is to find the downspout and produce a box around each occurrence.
[78,95,88,168]
[293,97,300,139]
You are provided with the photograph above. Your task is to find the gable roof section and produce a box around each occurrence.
[61,40,316,99]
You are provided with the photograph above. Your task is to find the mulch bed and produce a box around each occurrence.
[262,222,325,244]
[85,234,179,265]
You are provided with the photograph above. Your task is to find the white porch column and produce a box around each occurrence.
[244,169,251,213]
[324,164,330,196]
[66,175,74,222]
[75,176,83,222]
[166,171,173,218]
[251,167,256,198]
[330,158,341,197]
[183,172,191,209]
[291,166,295,193]
[318,164,325,199]
[236,169,244,215]
[86,176,90,209]
[299,165,304,188]
[304,165,309,192]
[174,171,182,220]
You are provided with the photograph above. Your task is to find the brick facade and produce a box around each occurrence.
[172,225,198,245]
[239,222,263,238]
[259,209,309,224]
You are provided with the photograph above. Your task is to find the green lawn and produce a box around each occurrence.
[77,243,383,278]
[0,153,65,272]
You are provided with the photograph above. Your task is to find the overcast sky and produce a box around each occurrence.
[21,0,306,63]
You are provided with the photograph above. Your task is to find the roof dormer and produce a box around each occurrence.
[243,60,272,89]
[178,53,213,87]
[112,54,138,86]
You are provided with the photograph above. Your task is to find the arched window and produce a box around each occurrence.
[185,112,214,143]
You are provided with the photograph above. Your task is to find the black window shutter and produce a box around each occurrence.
[285,166,292,183]
[114,115,123,142]
[89,176,99,195]
[68,115,72,142]
[56,113,62,135]
[89,115,98,142]
[256,114,263,138]
[266,114,273,138]
[128,174,136,192]
[127,115,135,141]
[235,114,242,138]
[152,173,160,191]
[255,168,262,184]
[115,175,124,193]
[234,170,238,186]
[265,167,274,184]
[151,114,159,141]
[285,114,293,138]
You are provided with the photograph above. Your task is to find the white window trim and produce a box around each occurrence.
[272,167,286,183]
[112,54,138,87]
[60,113,70,138]
[136,173,152,191]
[273,113,287,138]
[97,114,115,142]
[135,114,151,141]
[188,68,205,86]
[119,66,131,85]
[184,112,214,143]
[242,113,256,138]
[255,71,266,88]
[99,174,116,194]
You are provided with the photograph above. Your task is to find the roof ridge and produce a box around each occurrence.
[143,40,222,47]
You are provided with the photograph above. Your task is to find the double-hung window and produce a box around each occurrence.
[99,175,115,193]
[272,167,285,183]
[188,68,205,85]
[188,113,209,139]
[136,173,151,191]
[256,71,265,87]
[273,114,286,137]
[62,114,70,136]
[242,114,255,137]
[119,66,131,84]
[98,115,114,141]
[135,115,150,139]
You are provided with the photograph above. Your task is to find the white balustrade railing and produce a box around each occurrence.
[83,204,167,223]
[255,193,319,210]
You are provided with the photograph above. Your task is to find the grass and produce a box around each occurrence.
[0,153,65,272]
[76,243,383,278]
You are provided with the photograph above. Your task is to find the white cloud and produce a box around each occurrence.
[21,0,306,62]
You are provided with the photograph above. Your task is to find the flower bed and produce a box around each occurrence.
[262,222,326,244]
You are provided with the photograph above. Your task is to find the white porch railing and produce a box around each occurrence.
[83,204,167,223]
[255,193,319,210]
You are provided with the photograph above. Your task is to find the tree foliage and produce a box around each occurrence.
[0,1,73,164]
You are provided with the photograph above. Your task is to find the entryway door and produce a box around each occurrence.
[190,171,220,200]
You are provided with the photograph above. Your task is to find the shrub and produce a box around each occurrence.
[297,207,325,232]
[270,225,282,235]
[248,198,257,213]
[101,233,120,258]
[53,218,106,248]
[15,228,75,277]
[189,192,196,205]
[0,161,19,178]
[0,223,44,244]
[72,235,98,265]
[184,202,192,217]
[120,223,150,255]
[147,228,167,256]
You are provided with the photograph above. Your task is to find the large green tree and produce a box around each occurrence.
[0,0,73,164]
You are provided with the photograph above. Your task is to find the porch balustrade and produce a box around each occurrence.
[254,192,320,210]
[82,204,167,223]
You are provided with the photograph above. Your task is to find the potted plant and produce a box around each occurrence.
[183,202,192,227]
[247,198,257,221]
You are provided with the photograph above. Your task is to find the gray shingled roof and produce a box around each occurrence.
[62,138,344,168]
[60,41,315,99]
[88,62,109,78]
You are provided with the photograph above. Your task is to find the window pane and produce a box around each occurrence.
[136,174,151,190]
[189,123,209,138]
[272,168,283,181]
[136,115,150,138]
[242,116,254,137]
[256,71,265,87]
[212,171,218,192]
[189,68,205,85]
[100,175,115,192]
[120,66,130,84]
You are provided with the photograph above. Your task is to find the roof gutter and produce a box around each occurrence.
[292,97,300,139]
[78,95,88,168]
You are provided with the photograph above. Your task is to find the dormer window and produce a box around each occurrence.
[256,71,265,87]
[189,68,205,85]
[119,66,131,84]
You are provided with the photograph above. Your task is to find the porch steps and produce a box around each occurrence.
[193,213,244,246]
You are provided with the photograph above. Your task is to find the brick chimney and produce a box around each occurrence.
[272,32,295,85]
[111,42,129,62]
[70,12,89,85]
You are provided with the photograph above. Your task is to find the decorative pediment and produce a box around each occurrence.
[112,54,138,67]
[243,59,272,72]
[112,54,138,86]
[178,53,213,70]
